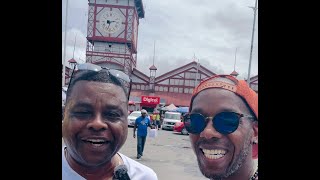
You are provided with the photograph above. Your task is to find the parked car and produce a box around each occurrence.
[127,111,141,127]
[173,121,188,135]
[162,111,181,130]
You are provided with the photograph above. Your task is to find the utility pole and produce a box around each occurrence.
[62,0,69,86]
[234,48,237,71]
[73,33,77,59]
[247,0,258,85]
[152,40,156,65]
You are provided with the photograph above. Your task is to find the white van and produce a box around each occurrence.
[162,112,182,130]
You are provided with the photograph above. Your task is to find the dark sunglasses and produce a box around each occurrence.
[183,112,255,135]
[67,63,132,100]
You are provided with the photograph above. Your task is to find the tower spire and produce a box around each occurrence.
[230,48,239,77]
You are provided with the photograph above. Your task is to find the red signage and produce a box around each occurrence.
[141,96,160,105]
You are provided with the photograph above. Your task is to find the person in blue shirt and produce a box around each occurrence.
[133,109,152,159]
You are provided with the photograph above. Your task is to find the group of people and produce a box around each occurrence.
[62,63,258,180]
[150,112,163,129]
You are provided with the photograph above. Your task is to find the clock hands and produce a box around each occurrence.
[106,23,111,30]
[105,20,115,31]
[105,20,118,32]
[107,20,116,24]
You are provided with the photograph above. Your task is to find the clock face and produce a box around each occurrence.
[99,10,122,34]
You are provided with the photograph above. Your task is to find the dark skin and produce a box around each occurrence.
[189,88,258,180]
[62,81,128,180]
[133,112,152,138]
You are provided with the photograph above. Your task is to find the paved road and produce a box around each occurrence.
[119,127,208,180]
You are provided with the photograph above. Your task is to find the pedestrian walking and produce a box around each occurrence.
[155,113,161,130]
[133,109,152,159]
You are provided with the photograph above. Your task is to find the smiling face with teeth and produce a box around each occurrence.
[189,87,258,179]
[62,80,128,168]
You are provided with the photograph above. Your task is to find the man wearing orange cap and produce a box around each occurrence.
[183,74,258,180]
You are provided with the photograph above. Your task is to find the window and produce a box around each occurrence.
[179,88,183,93]
[170,79,174,85]
[175,79,179,85]
[164,87,168,92]
[196,73,200,79]
[159,79,169,85]
[174,87,178,93]
[185,80,189,86]
[179,79,184,85]
[155,86,159,91]
[189,73,196,79]
[169,87,173,92]
[159,86,163,91]
[130,112,141,117]
[190,80,195,86]
[165,113,181,120]
[185,72,190,79]
[195,81,200,87]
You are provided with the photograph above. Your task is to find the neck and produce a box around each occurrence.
[64,147,122,179]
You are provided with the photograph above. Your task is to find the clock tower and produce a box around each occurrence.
[86,0,144,76]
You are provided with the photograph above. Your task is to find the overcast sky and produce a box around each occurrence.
[62,0,258,80]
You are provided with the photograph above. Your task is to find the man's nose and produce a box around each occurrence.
[87,114,108,131]
[199,119,223,139]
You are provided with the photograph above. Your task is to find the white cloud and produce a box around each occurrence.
[62,28,87,66]
[62,0,258,77]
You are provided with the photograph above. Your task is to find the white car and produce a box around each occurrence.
[162,112,182,130]
[127,111,141,127]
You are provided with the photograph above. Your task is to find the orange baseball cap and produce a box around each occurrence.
[190,74,258,119]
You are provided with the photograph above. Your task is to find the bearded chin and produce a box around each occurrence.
[199,132,253,180]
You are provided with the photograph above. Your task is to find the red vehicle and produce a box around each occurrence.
[173,121,188,135]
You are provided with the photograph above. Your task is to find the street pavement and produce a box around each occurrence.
[119,127,208,180]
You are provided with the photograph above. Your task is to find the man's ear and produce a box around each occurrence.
[251,121,258,159]
[252,121,258,144]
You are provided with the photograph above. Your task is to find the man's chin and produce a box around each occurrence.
[198,161,228,179]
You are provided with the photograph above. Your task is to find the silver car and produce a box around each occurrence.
[127,111,141,127]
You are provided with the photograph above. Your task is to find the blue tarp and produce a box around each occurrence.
[174,107,189,113]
